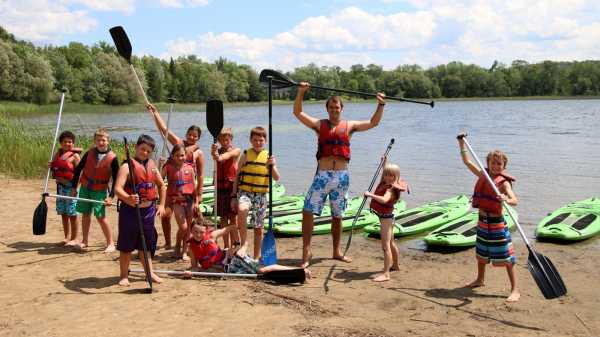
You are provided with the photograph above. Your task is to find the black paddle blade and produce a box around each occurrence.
[527,249,567,299]
[206,99,224,140]
[32,198,48,235]
[259,69,296,89]
[109,26,132,63]
[260,268,306,284]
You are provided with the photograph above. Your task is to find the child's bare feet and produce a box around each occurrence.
[465,279,485,288]
[390,264,400,272]
[118,278,130,287]
[332,255,352,263]
[182,253,190,262]
[373,273,391,282]
[65,240,78,247]
[506,290,520,302]
[103,244,116,253]
[150,273,163,283]
[300,250,312,268]
[76,242,88,250]
[58,239,68,246]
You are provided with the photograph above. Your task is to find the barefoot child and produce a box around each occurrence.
[161,143,197,261]
[457,134,520,302]
[364,160,408,282]
[70,128,118,252]
[210,127,241,248]
[231,127,280,260]
[49,131,81,246]
[114,134,166,286]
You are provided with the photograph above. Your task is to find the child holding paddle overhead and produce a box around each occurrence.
[70,128,118,252]
[364,159,408,282]
[231,126,280,260]
[161,143,198,261]
[146,104,205,250]
[49,130,81,246]
[210,127,241,248]
[457,134,520,302]
[114,134,166,287]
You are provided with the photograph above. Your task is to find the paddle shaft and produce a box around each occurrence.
[130,64,149,105]
[268,77,273,230]
[43,92,66,194]
[130,268,257,279]
[45,193,113,206]
[160,101,174,159]
[213,137,218,222]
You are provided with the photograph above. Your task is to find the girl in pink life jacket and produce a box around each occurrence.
[161,143,197,261]
[364,160,408,282]
[457,134,520,302]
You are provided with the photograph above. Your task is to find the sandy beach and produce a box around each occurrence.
[1,177,599,337]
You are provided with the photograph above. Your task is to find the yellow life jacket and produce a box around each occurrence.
[238,148,269,193]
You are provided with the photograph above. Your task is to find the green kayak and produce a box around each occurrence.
[274,198,406,236]
[536,197,600,241]
[423,206,518,247]
[199,182,287,215]
[363,195,470,237]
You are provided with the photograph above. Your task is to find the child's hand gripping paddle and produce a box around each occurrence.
[458,134,567,299]
[206,100,224,222]
[261,77,277,266]
[33,90,66,235]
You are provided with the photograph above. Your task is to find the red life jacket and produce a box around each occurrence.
[164,161,196,197]
[124,158,158,202]
[316,119,351,161]
[189,231,224,269]
[80,148,117,191]
[51,148,81,181]
[472,169,515,214]
[216,146,238,189]
[370,179,408,216]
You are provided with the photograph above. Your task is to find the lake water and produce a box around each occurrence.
[22,99,600,243]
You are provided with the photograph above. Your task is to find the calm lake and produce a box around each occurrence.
[23,99,600,244]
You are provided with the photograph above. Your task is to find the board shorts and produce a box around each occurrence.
[56,183,77,216]
[225,254,259,274]
[168,194,195,218]
[116,203,158,256]
[475,212,516,266]
[239,190,267,229]
[217,188,237,217]
[303,170,349,217]
[75,186,107,218]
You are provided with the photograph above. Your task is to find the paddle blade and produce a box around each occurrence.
[259,69,296,89]
[260,268,306,284]
[109,26,132,63]
[32,198,48,235]
[260,228,277,266]
[206,99,224,139]
[527,249,567,299]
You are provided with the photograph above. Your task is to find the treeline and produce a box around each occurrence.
[2,26,600,105]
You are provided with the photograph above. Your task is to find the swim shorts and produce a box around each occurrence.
[303,170,349,217]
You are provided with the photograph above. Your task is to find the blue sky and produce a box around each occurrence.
[1,0,599,70]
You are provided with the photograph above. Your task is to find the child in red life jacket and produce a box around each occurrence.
[161,143,197,261]
[114,134,166,287]
[48,130,82,246]
[364,160,408,282]
[70,128,118,252]
[457,134,520,302]
[210,127,241,249]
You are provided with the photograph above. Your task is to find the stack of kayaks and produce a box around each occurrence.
[423,205,518,247]
[363,195,470,237]
[535,197,600,241]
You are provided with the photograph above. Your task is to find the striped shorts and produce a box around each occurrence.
[475,212,516,266]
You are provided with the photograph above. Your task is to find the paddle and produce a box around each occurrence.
[33,90,66,235]
[45,193,114,206]
[123,137,153,293]
[129,268,306,284]
[344,138,395,254]
[261,76,277,266]
[206,99,224,222]
[458,134,567,299]
[159,97,176,165]
[259,69,435,108]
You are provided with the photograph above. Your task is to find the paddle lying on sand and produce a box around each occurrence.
[123,137,153,294]
[459,134,567,299]
[206,99,224,221]
[33,90,66,235]
[344,138,395,254]
[261,76,277,266]
[259,69,435,108]
[129,268,306,284]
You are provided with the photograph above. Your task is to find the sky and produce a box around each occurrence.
[1,0,600,71]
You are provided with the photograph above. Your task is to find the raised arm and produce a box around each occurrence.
[293,82,320,132]
[146,104,181,145]
[349,93,386,133]
[211,144,241,163]
[457,134,481,177]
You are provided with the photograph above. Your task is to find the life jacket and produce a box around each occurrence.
[370,179,408,216]
[238,148,269,193]
[164,161,196,197]
[316,119,351,161]
[189,231,225,269]
[123,158,158,202]
[80,148,117,191]
[216,146,238,189]
[472,169,515,214]
[50,148,81,181]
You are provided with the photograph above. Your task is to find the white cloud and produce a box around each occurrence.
[158,0,209,8]
[64,0,136,13]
